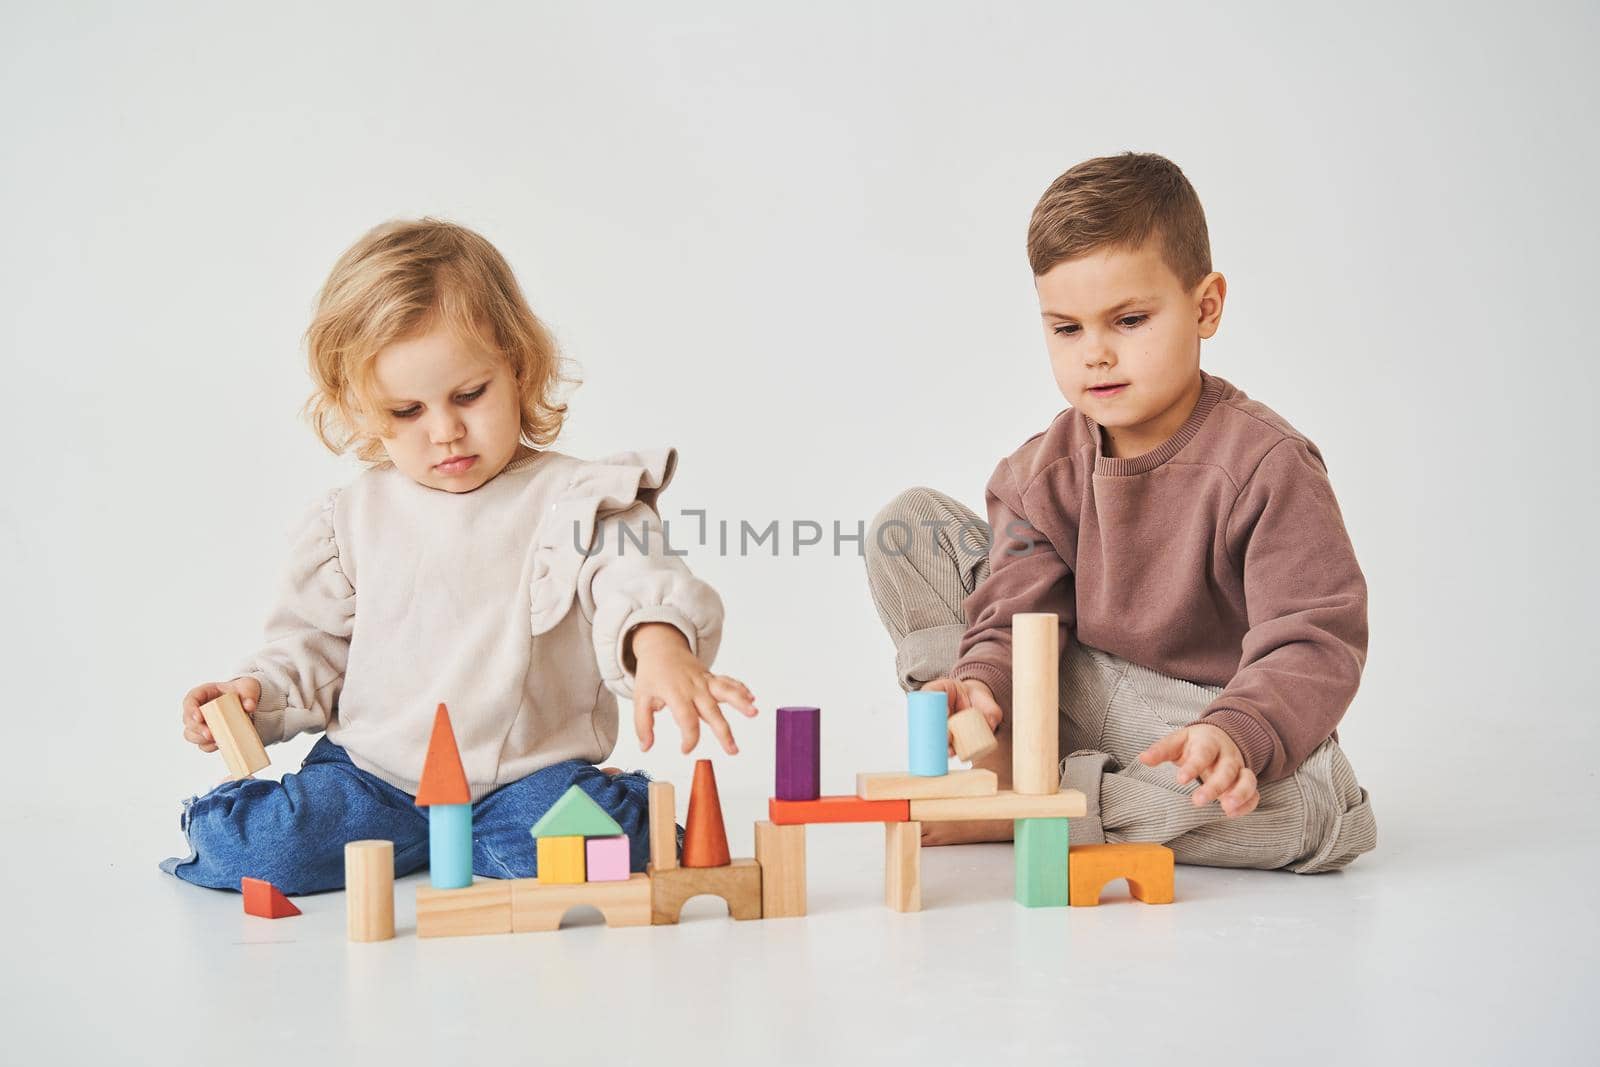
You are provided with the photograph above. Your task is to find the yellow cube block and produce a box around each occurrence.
[536,835,586,884]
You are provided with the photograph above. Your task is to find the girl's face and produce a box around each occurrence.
[368,320,528,492]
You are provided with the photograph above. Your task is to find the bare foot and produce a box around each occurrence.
[921,818,1014,846]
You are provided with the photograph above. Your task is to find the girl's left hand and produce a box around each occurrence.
[628,622,759,755]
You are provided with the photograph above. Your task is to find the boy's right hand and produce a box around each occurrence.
[919,677,1004,733]
[181,677,262,752]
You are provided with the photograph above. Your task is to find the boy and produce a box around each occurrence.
[865,152,1375,873]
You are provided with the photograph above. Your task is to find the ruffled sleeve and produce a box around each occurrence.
[235,488,357,745]
[528,448,724,698]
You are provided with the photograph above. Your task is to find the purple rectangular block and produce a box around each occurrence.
[775,706,821,801]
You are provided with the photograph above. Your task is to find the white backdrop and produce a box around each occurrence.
[2,1,1595,842]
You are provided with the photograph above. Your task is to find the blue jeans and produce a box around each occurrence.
[159,737,658,895]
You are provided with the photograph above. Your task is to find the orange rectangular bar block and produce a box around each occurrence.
[768,795,910,825]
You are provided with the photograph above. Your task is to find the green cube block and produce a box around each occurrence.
[1014,817,1070,907]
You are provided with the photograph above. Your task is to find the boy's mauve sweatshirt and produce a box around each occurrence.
[234,448,723,802]
[950,372,1367,784]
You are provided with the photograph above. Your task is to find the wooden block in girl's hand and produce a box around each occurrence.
[199,691,270,779]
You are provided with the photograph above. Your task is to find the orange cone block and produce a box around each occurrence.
[415,703,470,807]
[682,759,731,868]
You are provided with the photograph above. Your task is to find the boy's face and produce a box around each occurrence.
[369,320,526,492]
[1035,241,1225,456]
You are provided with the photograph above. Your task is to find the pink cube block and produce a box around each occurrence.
[585,835,631,882]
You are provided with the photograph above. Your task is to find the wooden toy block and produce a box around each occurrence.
[856,768,998,801]
[907,788,1086,822]
[1012,613,1061,795]
[199,691,270,780]
[650,859,762,924]
[775,706,821,800]
[241,877,300,918]
[884,822,922,912]
[537,835,586,884]
[428,802,473,889]
[768,795,910,825]
[416,879,513,938]
[344,839,395,942]
[510,873,652,932]
[648,780,678,871]
[948,707,998,762]
[753,820,806,918]
[682,759,731,867]
[586,835,631,882]
[1014,818,1070,907]
[907,690,949,776]
[529,784,624,838]
[414,703,470,806]
[1068,843,1175,906]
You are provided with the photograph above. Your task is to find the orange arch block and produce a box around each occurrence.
[1068,843,1175,906]
[682,760,731,868]
[416,703,470,807]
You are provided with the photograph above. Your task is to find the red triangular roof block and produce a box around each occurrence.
[682,759,731,867]
[241,877,301,918]
[415,703,470,806]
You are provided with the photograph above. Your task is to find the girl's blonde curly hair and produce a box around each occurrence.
[303,218,572,465]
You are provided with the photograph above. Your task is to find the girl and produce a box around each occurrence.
[162,219,756,894]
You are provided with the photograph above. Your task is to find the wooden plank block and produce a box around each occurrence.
[510,873,653,932]
[344,839,395,942]
[1014,818,1070,907]
[241,877,300,918]
[648,780,677,871]
[948,708,998,762]
[1068,843,1175,907]
[416,879,513,938]
[753,820,806,918]
[775,706,821,800]
[586,835,631,882]
[908,788,1086,822]
[768,795,910,825]
[856,768,998,801]
[884,822,922,913]
[1012,612,1060,795]
[198,691,269,780]
[650,859,762,924]
[536,835,586,884]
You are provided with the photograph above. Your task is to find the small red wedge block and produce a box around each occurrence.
[242,877,301,918]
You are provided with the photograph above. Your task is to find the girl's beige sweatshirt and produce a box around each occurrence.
[235,447,722,801]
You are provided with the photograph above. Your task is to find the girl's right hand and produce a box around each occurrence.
[181,677,263,752]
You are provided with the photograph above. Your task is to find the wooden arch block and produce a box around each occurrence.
[650,860,762,924]
[1067,843,1175,906]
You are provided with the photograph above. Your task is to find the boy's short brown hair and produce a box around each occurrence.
[302,218,572,466]
[1027,152,1212,288]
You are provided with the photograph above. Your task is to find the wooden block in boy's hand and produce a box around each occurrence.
[199,690,270,779]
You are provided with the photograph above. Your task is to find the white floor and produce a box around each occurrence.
[4,781,1594,1066]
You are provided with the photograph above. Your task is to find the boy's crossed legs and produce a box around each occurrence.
[865,487,1377,874]
[160,737,654,894]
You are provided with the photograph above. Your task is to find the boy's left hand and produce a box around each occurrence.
[628,622,758,756]
[1138,723,1260,817]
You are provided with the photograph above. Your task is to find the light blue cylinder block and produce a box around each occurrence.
[428,802,473,889]
[907,690,950,777]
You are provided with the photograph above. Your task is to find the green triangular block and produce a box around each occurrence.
[528,784,624,839]
[1014,817,1070,907]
